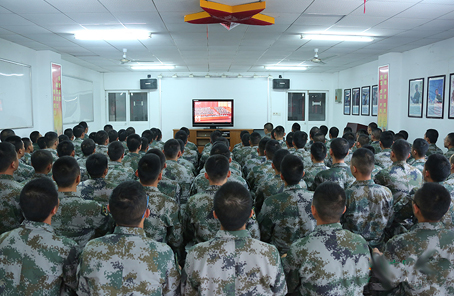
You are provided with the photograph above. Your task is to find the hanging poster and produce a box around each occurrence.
[449,73,454,119]
[378,65,389,130]
[352,88,360,115]
[426,75,445,119]
[52,63,63,135]
[344,89,351,115]
[408,78,424,118]
[361,86,370,116]
[371,85,378,116]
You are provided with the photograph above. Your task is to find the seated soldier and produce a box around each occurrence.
[325,126,339,150]
[37,136,46,150]
[264,122,273,138]
[313,138,355,190]
[341,132,356,164]
[95,130,109,155]
[0,128,15,142]
[184,155,259,248]
[320,125,328,141]
[79,121,89,140]
[57,140,89,181]
[303,142,328,191]
[283,182,371,295]
[424,128,443,156]
[408,138,429,173]
[176,139,196,175]
[105,141,134,184]
[78,181,180,295]
[136,154,182,253]
[374,183,454,295]
[118,129,129,154]
[52,156,109,247]
[148,128,164,150]
[258,154,315,255]
[362,145,384,178]
[64,128,74,141]
[139,136,149,156]
[233,133,251,166]
[292,122,301,132]
[210,137,242,173]
[292,131,312,169]
[26,150,53,182]
[180,127,198,152]
[182,181,287,295]
[108,129,118,144]
[274,125,287,148]
[342,148,393,249]
[0,178,79,295]
[356,134,371,149]
[367,122,378,135]
[199,130,222,168]
[243,137,269,177]
[286,132,295,152]
[312,132,325,144]
[0,142,24,234]
[232,130,249,156]
[4,136,34,183]
[247,139,281,192]
[370,127,382,154]
[375,131,394,168]
[122,133,142,172]
[43,131,59,162]
[21,137,33,166]
[444,132,454,160]
[305,127,320,151]
[241,131,261,164]
[30,131,42,152]
[77,138,96,168]
[72,125,86,157]
[175,130,198,167]
[447,154,454,182]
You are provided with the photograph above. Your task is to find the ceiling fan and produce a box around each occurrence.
[311,48,326,64]
[120,48,153,64]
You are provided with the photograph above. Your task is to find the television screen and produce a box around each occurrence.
[192,99,233,128]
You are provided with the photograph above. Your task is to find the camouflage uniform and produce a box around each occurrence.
[303,162,328,191]
[342,179,393,249]
[426,143,443,156]
[375,148,393,169]
[234,146,254,166]
[313,163,355,190]
[53,191,110,247]
[22,172,53,183]
[120,141,129,154]
[445,147,454,160]
[78,178,117,205]
[278,139,287,149]
[43,148,59,162]
[0,220,79,295]
[162,159,194,206]
[149,140,165,151]
[243,155,266,177]
[370,140,381,154]
[199,162,242,177]
[241,146,259,165]
[178,157,196,176]
[142,186,183,252]
[21,152,31,166]
[258,184,316,255]
[247,159,274,192]
[186,141,198,152]
[408,158,426,173]
[77,226,180,296]
[293,148,312,170]
[95,144,108,156]
[32,142,40,152]
[122,152,142,172]
[190,172,248,196]
[283,223,371,295]
[76,154,88,168]
[73,137,84,157]
[0,174,24,235]
[184,184,260,247]
[158,177,182,205]
[105,160,135,185]
[13,161,35,183]
[182,229,288,296]
[382,222,454,295]
[181,148,198,167]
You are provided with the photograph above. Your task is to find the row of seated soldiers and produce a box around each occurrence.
[0,122,454,295]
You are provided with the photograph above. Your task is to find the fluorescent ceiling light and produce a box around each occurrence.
[302,34,373,42]
[131,65,174,70]
[265,66,308,71]
[74,30,151,40]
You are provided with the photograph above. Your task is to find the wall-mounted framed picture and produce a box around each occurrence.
[344,89,351,115]
[449,74,454,119]
[408,78,424,118]
[361,86,370,116]
[426,75,445,119]
[352,87,360,115]
[371,85,378,116]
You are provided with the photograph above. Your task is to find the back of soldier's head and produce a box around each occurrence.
[81,139,96,157]
[108,129,118,143]
[380,131,394,148]
[180,127,190,136]
[343,126,353,134]
[146,149,166,170]
[104,124,113,132]
[329,127,339,138]
[37,137,46,149]
[281,154,304,185]
[286,132,294,147]
[4,135,23,152]
[313,132,325,143]
[110,181,147,226]
[342,132,356,149]
[272,149,290,173]
[154,128,162,140]
[58,135,69,143]
[142,130,153,143]
[330,138,349,160]
[164,139,180,159]
[368,122,378,130]
[446,132,454,147]
[241,133,250,146]
[320,125,328,136]
[22,138,32,151]
[356,129,368,137]
[425,154,450,182]
[57,140,74,157]
[30,131,40,143]
[394,133,405,141]
[265,139,281,160]
[175,130,188,143]
[258,137,270,155]
[44,131,58,148]
[214,137,229,147]
[126,127,136,134]
[210,143,230,159]
[141,137,149,152]
[352,148,374,176]
[118,130,127,142]
[20,178,58,222]
[425,129,439,144]
[64,128,73,140]
[89,132,97,141]
[292,123,301,132]
[214,182,252,231]
[311,142,327,162]
[176,139,185,154]
[398,130,409,140]
[73,125,84,138]
[357,134,370,147]
[0,129,15,142]
[86,153,108,178]
[127,134,142,151]
[96,130,109,145]
[392,139,411,161]
[52,156,80,188]
[210,131,222,143]
[362,145,376,154]
[371,128,382,140]
[0,142,17,173]
[414,183,450,221]
[239,130,249,141]
[293,131,308,149]
[250,132,261,146]
[264,122,273,133]
[412,138,429,157]
[275,126,285,138]
[205,155,230,183]
[137,154,161,184]
[313,182,346,223]
[309,127,320,139]
[79,121,88,131]
[31,150,53,173]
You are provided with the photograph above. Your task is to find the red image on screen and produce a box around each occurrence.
[194,101,232,123]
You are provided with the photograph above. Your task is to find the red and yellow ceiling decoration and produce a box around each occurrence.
[184,0,275,30]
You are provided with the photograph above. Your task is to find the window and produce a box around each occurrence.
[108,92,126,121]
[288,92,305,121]
[107,92,148,122]
[308,92,326,121]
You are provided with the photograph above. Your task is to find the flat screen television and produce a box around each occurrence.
[192,99,234,129]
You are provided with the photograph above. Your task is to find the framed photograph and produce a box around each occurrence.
[408,78,424,118]
[449,74,454,119]
[361,86,370,116]
[343,89,351,115]
[426,75,445,119]
[371,85,378,116]
[352,87,360,115]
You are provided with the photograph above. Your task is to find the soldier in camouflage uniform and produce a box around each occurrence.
[21,137,33,166]
[4,136,35,183]
[0,142,24,234]
[303,142,328,191]
[233,134,252,166]
[313,138,355,190]
[342,148,393,249]
[283,182,371,295]
[240,132,261,166]
[94,130,109,156]
[444,132,454,160]
[247,139,281,192]
[29,130,42,153]
[292,131,313,169]
[122,134,143,172]
[175,138,196,175]
[22,150,54,184]
[72,125,86,157]
[370,129,382,154]
[258,154,316,255]
[0,178,79,295]
[242,137,269,177]
[105,141,134,184]
[57,139,90,181]
[408,138,429,173]
[199,130,222,168]
[424,128,444,156]
[43,131,60,162]
[182,181,287,296]
[77,138,96,168]
[176,132,199,168]
[374,131,394,169]
[78,181,180,296]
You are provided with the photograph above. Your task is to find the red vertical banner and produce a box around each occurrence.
[378,65,389,130]
[52,63,63,135]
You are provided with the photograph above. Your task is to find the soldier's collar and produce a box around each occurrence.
[23,220,54,233]
[315,222,342,231]
[412,222,444,231]
[114,225,146,236]
[216,229,250,238]
[284,184,302,191]
[0,174,15,180]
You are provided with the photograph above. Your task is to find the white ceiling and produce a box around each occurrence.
[0,0,453,73]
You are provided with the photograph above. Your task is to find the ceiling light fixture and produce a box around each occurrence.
[205,74,210,78]
[74,30,151,40]
[189,74,194,78]
[265,66,308,71]
[301,34,373,42]
[238,74,242,78]
[221,74,227,78]
[172,74,178,78]
[131,65,175,70]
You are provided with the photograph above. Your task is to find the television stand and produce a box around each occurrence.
[208,125,217,129]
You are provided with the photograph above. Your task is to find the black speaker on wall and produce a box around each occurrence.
[140,79,157,89]
[273,79,290,89]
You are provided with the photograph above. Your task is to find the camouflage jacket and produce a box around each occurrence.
[382,222,454,295]
[21,152,31,166]
[303,162,328,191]
[278,139,288,149]
[199,162,242,178]
[76,155,87,168]
[375,148,393,169]
[186,141,198,152]
[73,138,84,157]
[243,155,266,177]
[181,148,198,167]
[0,220,79,295]
[313,162,355,190]
[95,144,108,156]
[162,160,194,205]
[426,143,443,156]
[21,172,53,184]
[241,146,259,165]
[105,160,135,185]
[190,172,248,196]
[408,158,426,173]
[445,147,454,160]
[77,226,180,296]
[122,152,142,172]
[258,184,316,255]
[78,178,117,205]
[293,148,313,170]
[149,140,165,151]
[178,157,196,176]
[234,146,254,166]
[53,191,110,247]
[158,177,182,205]
[13,160,35,183]
[0,174,24,235]
[184,185,260,247]
[342,179,393,249]
[247,159,275,192]
[370,141,381,154]
[283,223,371,295]
[43,148,59,162]
[182,230,287,296]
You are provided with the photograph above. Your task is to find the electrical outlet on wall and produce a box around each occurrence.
[273,112,281,116]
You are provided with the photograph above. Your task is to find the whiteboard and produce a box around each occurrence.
[62,75,94,124]
[0,58,33,129]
